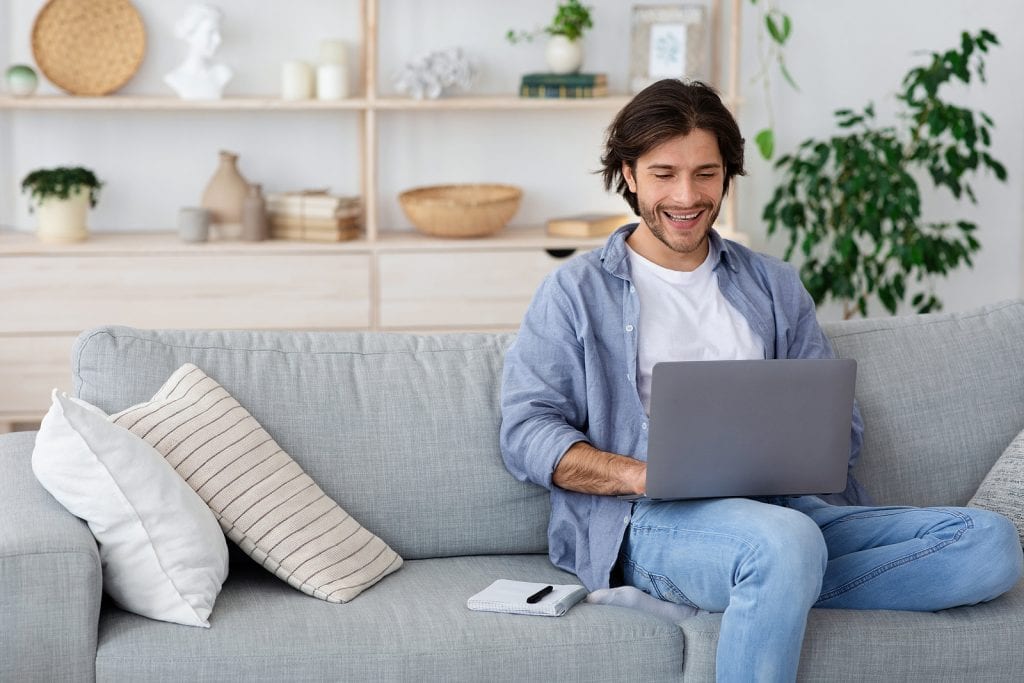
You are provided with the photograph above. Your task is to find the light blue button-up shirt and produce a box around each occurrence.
[499,225,868,591]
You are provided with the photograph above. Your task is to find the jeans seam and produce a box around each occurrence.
[816,509,973,604]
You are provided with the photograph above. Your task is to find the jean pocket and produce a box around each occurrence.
[621,556,699,609]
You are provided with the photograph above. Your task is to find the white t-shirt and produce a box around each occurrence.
[627,244,764,414]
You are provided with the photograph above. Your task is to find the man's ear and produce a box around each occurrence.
[621,162,637,193]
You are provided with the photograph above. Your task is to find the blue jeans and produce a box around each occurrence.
[620,496,1023,683]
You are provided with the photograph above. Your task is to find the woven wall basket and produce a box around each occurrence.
[32,0,146,96]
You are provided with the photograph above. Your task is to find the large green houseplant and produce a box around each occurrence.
[764,30,1005,319]
[21,166,103,243]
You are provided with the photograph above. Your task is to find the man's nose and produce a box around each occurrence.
[670,178,700,206]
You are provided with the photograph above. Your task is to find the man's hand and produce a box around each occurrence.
[552,442,646,496]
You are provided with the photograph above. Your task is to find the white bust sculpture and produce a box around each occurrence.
[164,4,233,100]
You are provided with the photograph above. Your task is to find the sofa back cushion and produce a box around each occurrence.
[73,327,549,560]
[823,300,1024,507]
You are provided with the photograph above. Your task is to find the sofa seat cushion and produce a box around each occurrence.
[95,555,684,682]
[678,579,1024,681]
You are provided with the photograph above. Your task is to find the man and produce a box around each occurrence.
[499,79,1022,682]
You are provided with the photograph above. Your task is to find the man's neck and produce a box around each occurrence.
[625,222,710,272]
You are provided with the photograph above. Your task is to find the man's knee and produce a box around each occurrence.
[741,506,827,594]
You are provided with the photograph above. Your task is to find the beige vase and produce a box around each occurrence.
[201,150,249,240]
[545,35,584,74]
[36,188,89,243]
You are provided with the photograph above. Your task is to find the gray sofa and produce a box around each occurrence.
[2,300,1023,681]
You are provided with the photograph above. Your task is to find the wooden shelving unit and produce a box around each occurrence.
[0,0,744,429]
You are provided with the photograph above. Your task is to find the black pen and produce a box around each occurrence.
[526,585,553,604]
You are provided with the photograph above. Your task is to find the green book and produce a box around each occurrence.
[519,84,608,98]
[520,72,607,87]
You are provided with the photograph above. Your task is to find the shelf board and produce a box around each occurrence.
[0,95,369,111]
[0,228,608,255]
[0,94,636,112]
[372,95,633,110]
[374,226,609,251]
[0,230,371,255]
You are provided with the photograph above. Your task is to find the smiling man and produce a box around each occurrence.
[499,79,1022,682]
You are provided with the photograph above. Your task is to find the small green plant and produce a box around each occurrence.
[21,166,102,212]
[764,30,1004,319]
[506,0,594,44]
[748,0,797,159]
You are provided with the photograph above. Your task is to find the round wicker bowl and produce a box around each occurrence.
[398,184,523,238]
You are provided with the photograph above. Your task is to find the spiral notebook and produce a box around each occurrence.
[466,580,588,617]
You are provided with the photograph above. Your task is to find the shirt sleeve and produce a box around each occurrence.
[499,273,590,490]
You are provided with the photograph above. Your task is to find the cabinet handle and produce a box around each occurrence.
[545,248,577,259]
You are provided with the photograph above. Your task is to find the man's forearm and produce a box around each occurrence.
[552,442,646,496]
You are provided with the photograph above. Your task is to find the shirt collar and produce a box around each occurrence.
[601,223,738,279]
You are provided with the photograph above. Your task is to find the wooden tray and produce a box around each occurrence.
[31,0,146,96]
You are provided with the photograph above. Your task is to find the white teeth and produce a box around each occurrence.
[667,211,700,221]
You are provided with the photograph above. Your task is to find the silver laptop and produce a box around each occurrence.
[637,359,857,500]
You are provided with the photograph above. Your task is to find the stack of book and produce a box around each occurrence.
[519,73,608,98]
[266,191,361,242]
[546,212,631,238]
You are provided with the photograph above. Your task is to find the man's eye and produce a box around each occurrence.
[654,174,672,180]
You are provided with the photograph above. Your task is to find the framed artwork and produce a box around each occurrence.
[630,4,709,93]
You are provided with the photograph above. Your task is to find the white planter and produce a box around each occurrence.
[545,35,583,74]
[36,188,90,243]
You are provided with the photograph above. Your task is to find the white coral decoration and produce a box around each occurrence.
[393,47,475,100]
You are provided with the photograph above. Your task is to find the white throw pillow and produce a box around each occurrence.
[31,390,229,627]
[110,363,403,603]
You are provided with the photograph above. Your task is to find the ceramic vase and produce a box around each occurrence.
[241,184,267,241]
[5,64,39,97]
[545,35,583,74]
[36,188,89,243]
[201,150,249,240]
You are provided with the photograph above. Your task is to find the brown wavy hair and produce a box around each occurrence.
[601,79,746,215]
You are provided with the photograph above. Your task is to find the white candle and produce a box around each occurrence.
[316,63,349,100]
[281,60,314,100]
[319,39,347,65]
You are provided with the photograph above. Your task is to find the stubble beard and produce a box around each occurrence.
[638,198,722,257]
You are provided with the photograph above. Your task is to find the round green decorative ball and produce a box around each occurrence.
[5,64,39,97]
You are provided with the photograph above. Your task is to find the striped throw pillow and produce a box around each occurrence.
[110,363,402,603]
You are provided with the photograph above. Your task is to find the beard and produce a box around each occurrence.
[637,197,721,257]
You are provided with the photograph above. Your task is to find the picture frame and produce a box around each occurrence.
[630,4,709,93]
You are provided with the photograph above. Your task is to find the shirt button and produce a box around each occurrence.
[641,422,648,430]
[630,285,636,293]
[623,515,630,524]
[625,324,634,332]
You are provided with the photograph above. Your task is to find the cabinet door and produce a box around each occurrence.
[1,253,372,333]
[0,335,75,419]
[378,250,574,329]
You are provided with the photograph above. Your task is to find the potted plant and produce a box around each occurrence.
[763,30,1004,318]
[21,166,103,243]
[506,0,594,74]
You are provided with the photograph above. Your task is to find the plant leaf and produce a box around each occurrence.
[765,12,786,45]
[755,128,775,160]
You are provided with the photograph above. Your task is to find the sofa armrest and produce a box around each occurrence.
[0,431,101,683]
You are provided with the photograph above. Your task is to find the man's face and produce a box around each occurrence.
[622,129,725,271]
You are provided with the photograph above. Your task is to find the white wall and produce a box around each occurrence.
[3,0,1022,317]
